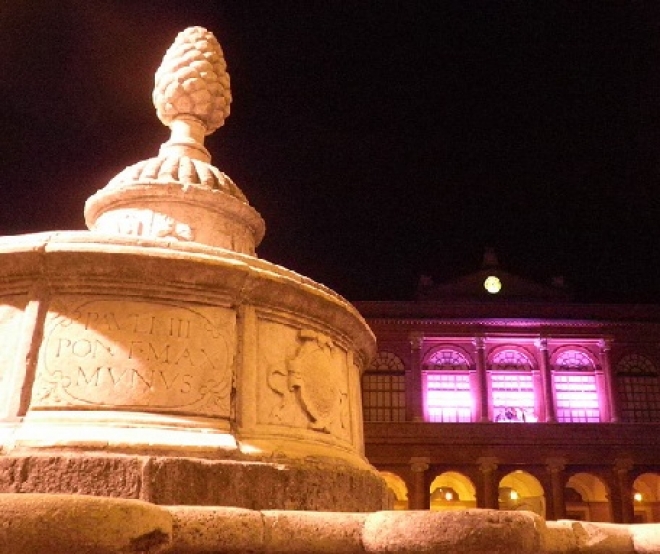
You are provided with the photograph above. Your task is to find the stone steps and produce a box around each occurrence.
[1,493,659,553]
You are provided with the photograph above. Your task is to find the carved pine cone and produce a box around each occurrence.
[153,26,231,135]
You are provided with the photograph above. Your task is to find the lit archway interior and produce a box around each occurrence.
[633,473,660,523]
[499,471,545,517]
[429,471,476,511]
[566,472,611,522]
[380,471,408,510]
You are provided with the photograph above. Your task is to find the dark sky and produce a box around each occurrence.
[2,1,660,303]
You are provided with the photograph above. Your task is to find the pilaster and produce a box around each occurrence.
[473,336,489,422]
[537,338,556,422]
[600,338,619,423]
[409,333,424,422]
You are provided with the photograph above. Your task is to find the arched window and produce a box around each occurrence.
[362,351,406,422]
[489,349,537,422]
[423,348,473,422]
[552,349,600,423]
[616,354,660,423]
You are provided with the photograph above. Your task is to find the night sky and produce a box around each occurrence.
[2,1,660,303]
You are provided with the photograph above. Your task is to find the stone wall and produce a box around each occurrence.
[1,493,660,554]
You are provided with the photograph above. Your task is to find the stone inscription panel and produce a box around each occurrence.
[33,298,235,417]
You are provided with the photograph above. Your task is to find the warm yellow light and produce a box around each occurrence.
[444,491,454,501]
[634,492,643,502]
[484,275,502,294]
[510,490,519,501]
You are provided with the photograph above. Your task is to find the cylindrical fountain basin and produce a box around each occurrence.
[0,231,388,511]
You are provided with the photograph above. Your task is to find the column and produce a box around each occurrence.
[409,456,431,510]
[599,339,619,423]
[537,338,556,422]
[477,457,499,509]
[474,336,489,422]
[408,333,424,422]
[545,457,567,520]
[613,458,634,523]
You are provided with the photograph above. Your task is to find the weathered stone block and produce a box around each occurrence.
[166,506,264,553]
[0,455,143,498]
[0,456,24,492]
[362,509,542,554]
[569,521,633,553]
[630,523,660,554]
[0,493,171,554]
[144,456,387,512]
[262,510,366,553]
[543,521,579,554]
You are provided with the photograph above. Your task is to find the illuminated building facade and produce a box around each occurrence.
[355,252,660,523]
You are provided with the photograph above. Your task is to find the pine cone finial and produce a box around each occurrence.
[153,26,231,136]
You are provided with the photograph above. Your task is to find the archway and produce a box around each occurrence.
[380,471,408,510]
[498,471,545,517]
[633,473,660,522]
[566,473,611,522]
[429,471,476,511]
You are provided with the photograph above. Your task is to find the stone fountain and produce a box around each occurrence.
[0,26,386,512]
[3,26,656,554]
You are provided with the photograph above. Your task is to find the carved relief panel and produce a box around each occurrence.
[95,210,194,242]
[32,297,235,418]
[258,318,352,443]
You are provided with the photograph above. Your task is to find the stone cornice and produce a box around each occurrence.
[361,317,660,330]
[353,300,660,329]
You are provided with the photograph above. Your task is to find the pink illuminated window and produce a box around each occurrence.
[425,373,472,422]
[362,351,406,422]
[616,354,660,423]
[489,349,537,422]
[424,349,473,422]
[553,350,600,422]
